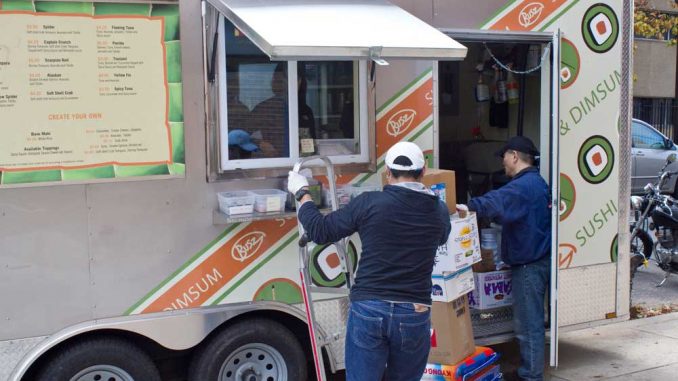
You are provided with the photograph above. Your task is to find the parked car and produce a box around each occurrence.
[632,118,678,194]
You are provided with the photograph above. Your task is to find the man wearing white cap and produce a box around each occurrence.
[287,142,451,381]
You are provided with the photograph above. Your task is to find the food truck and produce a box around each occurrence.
[0,0,632,380]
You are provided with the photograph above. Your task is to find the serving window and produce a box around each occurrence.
[215,17,370,174]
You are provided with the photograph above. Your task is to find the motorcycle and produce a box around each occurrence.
[630,153,678,286]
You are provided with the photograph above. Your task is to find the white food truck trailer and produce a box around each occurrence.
[0,0,632,380]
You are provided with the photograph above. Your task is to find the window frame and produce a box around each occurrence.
[215,16,371,175]
[632,120,667,150]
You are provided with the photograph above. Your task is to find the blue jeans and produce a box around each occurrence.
[512,255,551,381]
[345,300,431,381]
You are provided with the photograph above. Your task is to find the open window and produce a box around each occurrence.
[217,17,369,171]
[203,0,467,180]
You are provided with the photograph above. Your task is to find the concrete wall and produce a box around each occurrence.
[634,39,677,98]
[644,0,677,13]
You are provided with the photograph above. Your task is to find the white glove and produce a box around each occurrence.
[287,170,309,194]
[456,204,469,212]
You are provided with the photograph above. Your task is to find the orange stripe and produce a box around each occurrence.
[142,219,296,313]
[376,78,433,158]
[139,71,435,313]
[488,0,567,31]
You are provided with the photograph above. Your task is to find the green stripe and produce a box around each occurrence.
[539,0,581,32]
[124,223,241,315]
[479,0,519,29]
[376,68,432,115]
[354,121,434,186]
[408,121,433,143]
[211,232,299,305]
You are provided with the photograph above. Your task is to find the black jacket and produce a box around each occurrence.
[298,184,451,304]
[468,167,551,265]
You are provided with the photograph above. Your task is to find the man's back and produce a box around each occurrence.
[298,184,451,305]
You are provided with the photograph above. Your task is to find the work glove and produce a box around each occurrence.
[287,170,310,194]
[456,204,469,217]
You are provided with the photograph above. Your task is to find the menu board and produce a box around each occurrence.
[0,3,184,185]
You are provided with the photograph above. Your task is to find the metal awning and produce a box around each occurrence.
[206,0,467,61]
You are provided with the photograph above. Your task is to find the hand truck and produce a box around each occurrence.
[293,156,355,381]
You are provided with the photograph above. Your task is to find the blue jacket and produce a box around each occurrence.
[298,184,451,305]
[468,167,551,266]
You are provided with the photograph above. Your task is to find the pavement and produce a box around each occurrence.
[328,264,678,381]
[632,260,678,307]
[492,312,678,381]
[491,261,678,381]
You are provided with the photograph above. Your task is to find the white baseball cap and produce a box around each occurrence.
[385,142,425,171]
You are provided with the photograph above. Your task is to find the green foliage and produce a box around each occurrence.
[635,0,678,45]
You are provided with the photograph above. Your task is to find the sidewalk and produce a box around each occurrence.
[493,312,678,380]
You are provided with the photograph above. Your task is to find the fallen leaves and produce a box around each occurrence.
[630,303,678,319]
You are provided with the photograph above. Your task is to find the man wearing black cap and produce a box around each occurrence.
[458,136,551,381]
[287,142,451,381]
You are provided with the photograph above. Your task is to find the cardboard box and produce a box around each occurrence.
[423,347,500,380]
[433,213,482,274]
[471,249,496,273]
[428,296,475,366]
[382,168,456,214]
[431,267,474,303]
[468,270,513,310]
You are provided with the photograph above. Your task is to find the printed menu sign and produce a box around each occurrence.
[0,13,171,174]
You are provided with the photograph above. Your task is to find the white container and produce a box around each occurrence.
[431,267,475,303]
[250,189,287,213]
[217,191,255,215]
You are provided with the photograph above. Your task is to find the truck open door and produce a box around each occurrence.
[550,29,562,368]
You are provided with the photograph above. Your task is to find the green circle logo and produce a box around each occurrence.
[310,241,358,287]
[578,135,615,184]
[559,173,576,221]
[610,234,618,262]
[253,278,303,304]
[581,4,619,53]
[561,38,581,89]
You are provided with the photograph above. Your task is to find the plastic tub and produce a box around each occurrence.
[250,189,287,213]
[217,191,255,215]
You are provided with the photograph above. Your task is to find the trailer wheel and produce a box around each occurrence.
[35,337,160,381]
[188,318,308,381]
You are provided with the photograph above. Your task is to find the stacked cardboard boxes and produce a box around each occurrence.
[469,227,513,310]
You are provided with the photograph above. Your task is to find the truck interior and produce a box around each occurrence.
[437,37,554,344]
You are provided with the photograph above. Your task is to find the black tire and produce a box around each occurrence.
[188,318,308,381]
[630,227,653,282]
[35,337,161,381]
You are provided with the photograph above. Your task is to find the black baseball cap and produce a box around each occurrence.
[495,136,540,157]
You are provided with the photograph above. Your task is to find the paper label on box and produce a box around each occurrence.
[266,196,281,212]
[422,363,456,380]
[300,138,315,154]
[431,183,446,202]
